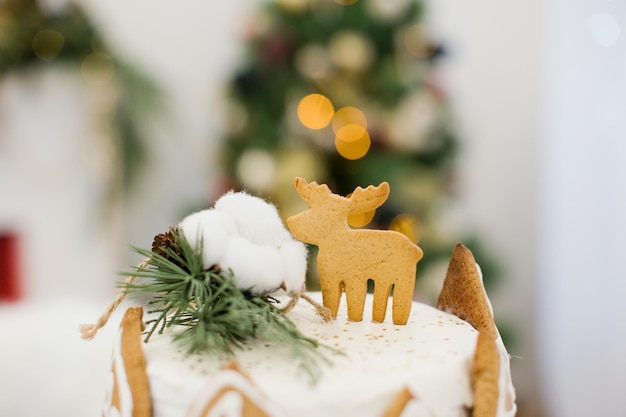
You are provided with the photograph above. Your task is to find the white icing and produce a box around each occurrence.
[141,293,485,417]
[476,264,517,417]
[496,335,517,417]
[398,399,433,417]
[103,328,133,417]
[204,391,243,417]
[185,369,289,417]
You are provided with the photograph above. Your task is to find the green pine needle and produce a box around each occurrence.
[120,228,334,382]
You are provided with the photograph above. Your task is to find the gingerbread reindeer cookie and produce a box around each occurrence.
[287,177,423,325]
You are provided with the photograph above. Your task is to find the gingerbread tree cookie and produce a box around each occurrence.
[437,243,517,417]
[287,177,423,325]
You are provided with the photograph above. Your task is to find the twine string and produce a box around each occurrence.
[82,257,333,341]
[79,258,149,340]
[277,286,332,322]
[301,292,333,322]
[276,290,301,314]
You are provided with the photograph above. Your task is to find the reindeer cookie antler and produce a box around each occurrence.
[287,177,423,325]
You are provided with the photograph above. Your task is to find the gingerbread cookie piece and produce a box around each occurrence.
[437,243,517,417]
[436,243,496,337]
[104,306,151,417]
[471,331,501,417]
[382,386,415,417]
[287,177,423,325]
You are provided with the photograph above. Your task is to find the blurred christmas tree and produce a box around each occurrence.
[0,0,160,195]
[220,0,499,301]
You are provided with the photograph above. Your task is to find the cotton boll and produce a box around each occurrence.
[278,240,308,294]
[221,236,285,294]
[179,209,238,268]
[178,210,207,250]
[215,191,291,246]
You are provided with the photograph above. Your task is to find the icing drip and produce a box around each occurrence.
[103,329,133,417]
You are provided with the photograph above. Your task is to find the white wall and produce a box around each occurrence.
[537,1,626,417]
[427,1,542,413]
[80,0,265,250]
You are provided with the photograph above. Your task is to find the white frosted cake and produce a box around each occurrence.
[88,184,516,417]
[102,244,516,417]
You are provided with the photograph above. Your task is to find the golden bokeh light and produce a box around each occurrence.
[32,29,65,62]
[328,30,375,72]
[81,52,115,85]
[295,44,332,80]
[335,124,370,160]
[275,0,310,12]
[346,192,376,228]
[403,23,434,58]
[297,93,335,130]
[389,213,421,243]
[331,106,367,133]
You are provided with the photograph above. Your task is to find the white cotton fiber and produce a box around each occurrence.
[214,191,291,246]
[277,240,308,294]
[177,191,309,295]
[178,210,206,249]
[220,235,285,294]
[178,209,237,268]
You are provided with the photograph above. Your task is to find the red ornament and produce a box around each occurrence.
[0,231,22,302]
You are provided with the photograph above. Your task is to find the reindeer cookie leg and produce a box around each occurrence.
[371,283,392,323]
[344,278,367,322]
[391,266,417,325]
[318,258,342,318]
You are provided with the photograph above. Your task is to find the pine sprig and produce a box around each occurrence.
[121,228,333,381]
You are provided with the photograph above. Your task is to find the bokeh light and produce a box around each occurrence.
[334,0,359,5]
[366,0,411,22]
[226,101,249,134]
[389,213,421,243]
[588,13,621,47]
[335,124,370,160]
[346,192,376,228]
[403,23,434,58]
[236,148,276,192]
[297,93,335,129]
[32,29,65,62]
[331,106,367,133]
[328,30,375,72]
[295,44,332,80]
[81,52,115,85]
[275,0,310,12]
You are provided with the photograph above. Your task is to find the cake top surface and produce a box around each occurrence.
[141,292,478,417]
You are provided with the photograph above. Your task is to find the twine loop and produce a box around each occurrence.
[79,258,149,340]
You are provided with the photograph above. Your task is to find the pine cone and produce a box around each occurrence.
[152,227,180,260]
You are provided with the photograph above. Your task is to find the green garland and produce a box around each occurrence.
[121,228,334,382]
